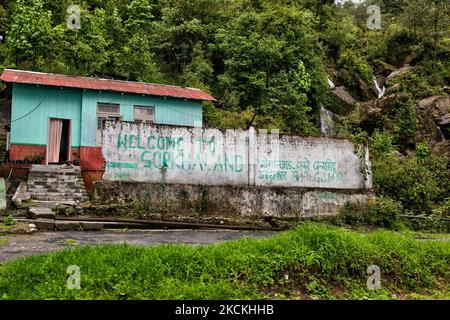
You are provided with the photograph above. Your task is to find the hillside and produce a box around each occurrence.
[0,0,449,224]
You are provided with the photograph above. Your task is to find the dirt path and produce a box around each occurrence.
[0,229,276,263]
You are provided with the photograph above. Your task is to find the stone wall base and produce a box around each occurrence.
[93,181,373,219]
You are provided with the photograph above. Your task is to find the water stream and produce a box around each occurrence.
[320,107,334,136]
[374,77,386,99]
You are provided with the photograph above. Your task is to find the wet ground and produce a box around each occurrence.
[0,229,276,262]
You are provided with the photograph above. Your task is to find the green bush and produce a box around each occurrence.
[337,197,403,229]
[415,142,431,159]
[385,31,420,66]
[338,49,374,84]
[370,130,396,156]
[3,215,16,227]
[372,152,450,215]
[390,96,417,146]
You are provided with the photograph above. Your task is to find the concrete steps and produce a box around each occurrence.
[29,207,55,219]
[27,165,89,202]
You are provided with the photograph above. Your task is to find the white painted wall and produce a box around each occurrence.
[102,123,372,190]
[255,134,367,189]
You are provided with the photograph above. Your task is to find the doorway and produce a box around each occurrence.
[47,118,71,164]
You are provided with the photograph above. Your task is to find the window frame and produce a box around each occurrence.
[96,102,121,145]
[133,105,155,124]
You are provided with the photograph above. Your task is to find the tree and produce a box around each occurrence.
[5,0,62,69]
[62,7,110,75]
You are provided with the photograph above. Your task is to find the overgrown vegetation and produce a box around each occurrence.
[0,223,448,300]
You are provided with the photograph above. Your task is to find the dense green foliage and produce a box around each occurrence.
[0,223,449,299]
[1,0,446,130]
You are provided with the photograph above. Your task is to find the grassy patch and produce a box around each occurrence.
[0,221,31,235]
[0,223,448,300]
[55,239,79,247]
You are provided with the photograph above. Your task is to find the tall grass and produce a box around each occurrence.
[0,223,448,299]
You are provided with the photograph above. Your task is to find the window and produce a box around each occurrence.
[97,103,119,115]
[133,105,155,123]
[96,103,120,145]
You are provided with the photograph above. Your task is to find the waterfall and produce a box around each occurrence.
[327,78,335,89]
[320,107,334,137]
[374,77,386,99]
[437,126,446,141]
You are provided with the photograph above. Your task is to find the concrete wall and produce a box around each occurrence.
[102,123,372,190]
[93,181,371,219]
[255,133,369,189]
[102,123,249,185]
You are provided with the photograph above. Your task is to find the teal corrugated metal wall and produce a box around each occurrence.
[10,84,82,146]
[81,90,203,146]
[11,84,204,147]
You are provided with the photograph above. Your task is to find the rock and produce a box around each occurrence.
[16,180,28,194]
[28,223,37,232]
[415,96,450,145]
[417,96,450,126]
[34,218,55,230]
[357,76,373,101]
[393,151,406,162]
[432,141,450,158]
[386,83,401,94]
[12,196,22,207]
[29,207,56,219]
[386,65,416,82]
[399,45,423,66]
[356,93,409,131]
[327,67,339,78]
[11,181,31,207]
[371,59,397,77]
[21,192,31,200]
[387,43,422,68]
[333,86,357,106]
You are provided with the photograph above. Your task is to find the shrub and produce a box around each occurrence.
[337,197,403,229]
[372,152,450,215]
[390,96,417,146]
[3,215,16,226]
[415,142,431,159]
[338,49,373,84]
[370,130,396,156]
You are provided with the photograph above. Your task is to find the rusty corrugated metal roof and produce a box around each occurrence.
[0,69,215,101]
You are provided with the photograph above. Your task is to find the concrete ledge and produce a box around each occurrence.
[93,181,373,218]
[30,164,81,173]
[55,221,82,231]
[81,222,103,231]
[34,218,55,230]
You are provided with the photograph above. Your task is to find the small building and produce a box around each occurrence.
[0,69,214,187]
